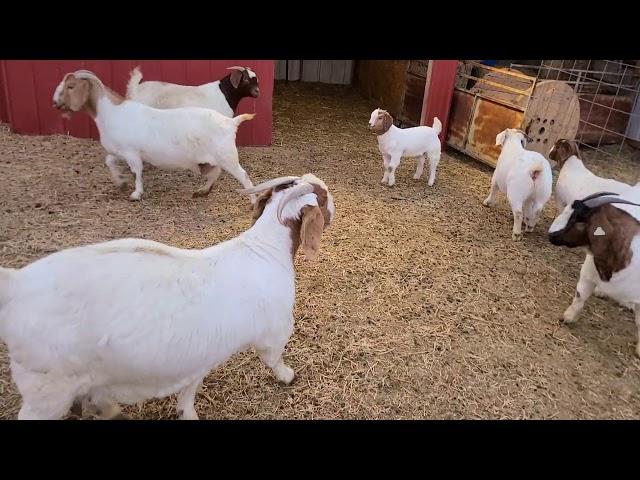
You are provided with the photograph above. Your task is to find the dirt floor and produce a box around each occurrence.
[1,82,640,419]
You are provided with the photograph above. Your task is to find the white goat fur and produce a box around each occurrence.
[368,109,442,187]
[554,152,637,213]
[549,191,640,357]
[52,70,256,202]
[126,66,257,117]
[483,129,553,241]
[0,174,335,420]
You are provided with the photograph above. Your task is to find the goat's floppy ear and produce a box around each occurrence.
[229,69,243,88]
[495,130,507,146]
[251,189,273,223]
[382,112,393,132]
[300,205,325,261]
[520,135,527,148]
[69,79,91,112]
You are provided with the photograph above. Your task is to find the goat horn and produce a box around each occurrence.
[227,66,246,71]
[579,191,620,203]
[583,196,640,210]
[277,182,315,225]
[237,176,299,194]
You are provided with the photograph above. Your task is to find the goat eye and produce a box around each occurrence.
[67,85,74,90]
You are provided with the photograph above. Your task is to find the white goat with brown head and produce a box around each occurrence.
[368,108,442,187]
[52,70,256,202]
[0,173,335,420]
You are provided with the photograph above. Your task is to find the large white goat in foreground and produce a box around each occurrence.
[0,174,335,420]
[52,70,256,202]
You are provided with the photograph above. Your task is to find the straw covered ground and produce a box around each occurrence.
[1,82,640,419]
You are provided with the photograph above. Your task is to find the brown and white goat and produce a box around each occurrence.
[549,191,640,357]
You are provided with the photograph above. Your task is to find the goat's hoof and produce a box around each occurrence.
[427,180,435,187]
[129,192,142,201]
[179,410,199,420]
[413,174,422,180]
[277,366,295,385]
[482,199,493,207]
[561,311,578,324]
[524,225,535,233]
[192,189,209,198]
[512,232,523,241]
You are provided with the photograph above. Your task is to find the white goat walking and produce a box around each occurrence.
[0,174,335,420]
[53,70,256,202]
[483,128,553,241]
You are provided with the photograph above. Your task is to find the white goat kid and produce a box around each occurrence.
[0,174,335,420]
[52,70,256,203]
[483,128,553,241]
[368,108,442,187]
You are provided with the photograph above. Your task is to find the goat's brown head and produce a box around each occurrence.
[53,71,94,113]
[368,108,393,135]
[548,138,580,170]
[549,192,640,280]
[240,174,335,261]
[52,70,118,118]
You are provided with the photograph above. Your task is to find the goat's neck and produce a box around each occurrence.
[86,81,124,120]
[502,139,524,154]
[218,76,241,112]
[239,206,300,269]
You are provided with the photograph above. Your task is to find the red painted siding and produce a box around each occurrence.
[420,60,458,142]
[0,60,273,146]
[0,61,8,123]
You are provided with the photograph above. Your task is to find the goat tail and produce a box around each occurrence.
[0,267,15,310]
[529,160,544,181]
[432,117,442,136]
[126,66,143,98]
[232,113,256,127]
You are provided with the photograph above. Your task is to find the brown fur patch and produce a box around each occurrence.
[587,205,640,281]
[299,205,325,261]
[549,139,580,169]
[251,188,274,223]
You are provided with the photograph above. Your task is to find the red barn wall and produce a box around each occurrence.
[0,60,274,146]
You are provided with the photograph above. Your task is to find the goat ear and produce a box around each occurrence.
[251,189,273,223]
[520,134,527,148]
[229,70,243,88]
[300,205,325,261]
[382,112,393,132]
[69,79,91,112]
[495,130,506,146]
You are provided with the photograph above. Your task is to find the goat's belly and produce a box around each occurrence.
[596,274,640,306]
